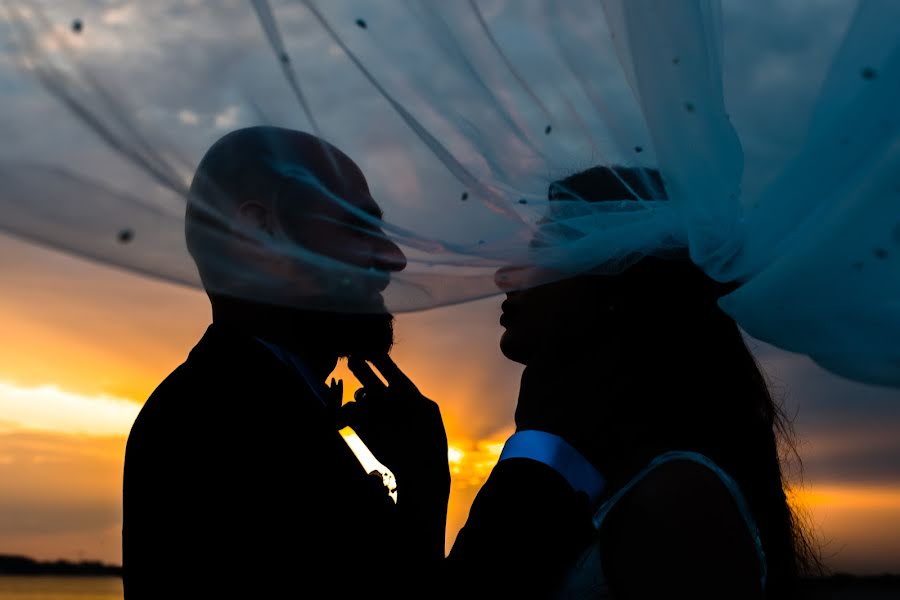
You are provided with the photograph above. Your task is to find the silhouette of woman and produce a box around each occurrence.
[495,166,822,599]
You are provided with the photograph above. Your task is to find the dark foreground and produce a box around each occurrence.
[0,554,121,576]
[1,556,898,599]
[800,574,900,599]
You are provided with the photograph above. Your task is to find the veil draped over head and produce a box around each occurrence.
[1,1,899,386]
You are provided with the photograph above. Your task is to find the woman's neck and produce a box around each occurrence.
[523,345,676,494]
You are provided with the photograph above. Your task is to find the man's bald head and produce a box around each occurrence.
[186,126,359,251]
[184,126,404,311]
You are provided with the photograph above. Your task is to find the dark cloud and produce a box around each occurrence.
[0,430,124,535]
[749,337,900,482]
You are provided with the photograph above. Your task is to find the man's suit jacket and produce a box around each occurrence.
[123,323,421,599]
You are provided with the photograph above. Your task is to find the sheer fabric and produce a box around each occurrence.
[1,1,899,385]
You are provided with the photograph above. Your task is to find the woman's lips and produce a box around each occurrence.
[500,300,516,327]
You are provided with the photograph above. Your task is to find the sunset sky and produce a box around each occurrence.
[2,0,900,577]
[2,232,900,573]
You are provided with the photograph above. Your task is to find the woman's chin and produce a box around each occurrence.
[499,328,531,365]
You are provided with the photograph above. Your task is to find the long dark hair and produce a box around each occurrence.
[549,166,822,598]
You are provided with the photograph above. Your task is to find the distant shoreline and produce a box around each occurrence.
[0,555,121,577]
[801,573,900,587]
[1,554,899,589]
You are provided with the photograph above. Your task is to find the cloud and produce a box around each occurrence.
[213,105,239,129]
[99,3,137,27]
[0,429,124,532]
[747,336,900,483]
[0,380,139,437]
[177,108,199,125]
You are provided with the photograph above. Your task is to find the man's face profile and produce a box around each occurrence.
[188,127,406,356]
[269,153,406,313]
[257,138,406,356]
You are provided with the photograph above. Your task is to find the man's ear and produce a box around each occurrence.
[237,201,274,237]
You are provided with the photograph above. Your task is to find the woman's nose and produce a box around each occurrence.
[374,237,407,273]
[494,265,530,292]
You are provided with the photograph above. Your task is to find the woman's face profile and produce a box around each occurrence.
[496,267,616,366]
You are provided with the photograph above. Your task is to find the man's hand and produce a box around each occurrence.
[342,354,450,502]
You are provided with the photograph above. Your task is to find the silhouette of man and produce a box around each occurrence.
[123,127,449,599]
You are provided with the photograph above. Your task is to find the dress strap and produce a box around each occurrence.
[591,450,767,590]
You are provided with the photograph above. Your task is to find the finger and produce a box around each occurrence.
[341,401,361,426]
[341,401,374,433]
[335,379,345,409]
[341,402,359,426]
[369,353,414,389]
[347,357,387,391]
[339,400,370,431]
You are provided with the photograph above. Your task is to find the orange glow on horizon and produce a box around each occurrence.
[791,485,900,510]
[1,374,900,572]
[785,483,900,574]
[0,239,898,572]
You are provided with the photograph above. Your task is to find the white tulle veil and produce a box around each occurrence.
[1,0,899,386]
